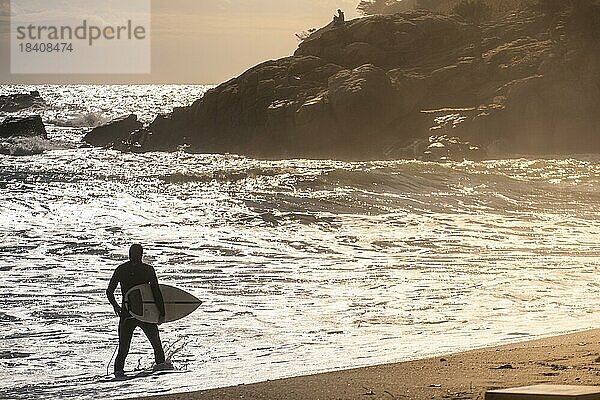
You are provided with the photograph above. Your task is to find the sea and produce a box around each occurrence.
[1,84,600,399]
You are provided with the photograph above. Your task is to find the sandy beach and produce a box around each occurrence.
[137,329,600,400]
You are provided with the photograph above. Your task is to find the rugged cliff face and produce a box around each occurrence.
[357,0,527,17]
[85,6,600,160]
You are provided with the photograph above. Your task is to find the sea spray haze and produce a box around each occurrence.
[2,85,600,399]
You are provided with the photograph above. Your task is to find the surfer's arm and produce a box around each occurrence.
[149,268,165,321]
[106,270,121,316]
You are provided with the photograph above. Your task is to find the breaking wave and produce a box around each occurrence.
[0,136,73,156]
[48,112,109,128]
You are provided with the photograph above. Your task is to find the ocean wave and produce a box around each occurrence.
[4,152,600,400]
[48,112,109,128]
[159,167,291,184]
[0,136,72,156]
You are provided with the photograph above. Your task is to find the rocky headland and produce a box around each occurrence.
[85,3,600,160]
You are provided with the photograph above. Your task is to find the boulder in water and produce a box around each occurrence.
[0,115,47,139]
[83,114,142,148]
[0,91,44,113]
[145,113,190,151]
[111,128,152,153]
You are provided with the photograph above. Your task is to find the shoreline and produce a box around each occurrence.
[137,329,600,400]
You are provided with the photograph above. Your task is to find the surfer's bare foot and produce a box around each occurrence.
[114,370,126,379]
[153,361,174,372]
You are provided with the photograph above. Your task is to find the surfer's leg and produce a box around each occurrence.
[140,322,165,364]
[114,318,136,373]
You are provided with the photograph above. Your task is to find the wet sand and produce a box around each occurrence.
[137,329,600,400]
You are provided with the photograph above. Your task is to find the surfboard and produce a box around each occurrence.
[124,284,202,324]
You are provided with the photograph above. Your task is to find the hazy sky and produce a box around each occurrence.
[0,0,360,84]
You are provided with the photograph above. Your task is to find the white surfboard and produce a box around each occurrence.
[124,284,202,324]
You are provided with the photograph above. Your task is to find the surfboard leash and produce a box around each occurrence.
[106,342,119,377]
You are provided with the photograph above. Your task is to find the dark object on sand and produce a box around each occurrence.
[0,115,47,139]
[495,363,515,370]
[486,384,600,400]
[0,91,44,113]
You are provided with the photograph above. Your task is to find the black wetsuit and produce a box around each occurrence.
[106,261,166,372]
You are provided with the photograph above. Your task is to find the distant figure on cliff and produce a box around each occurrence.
[106,244,171,378]
[333,9,345,26]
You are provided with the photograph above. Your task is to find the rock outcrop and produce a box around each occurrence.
[0,91,44,113]
[83,114,143,149]
[0,115,47,139]
[84,7,600,159]
[388,134,485,161]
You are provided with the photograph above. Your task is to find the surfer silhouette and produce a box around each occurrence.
[106,244,171,377]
